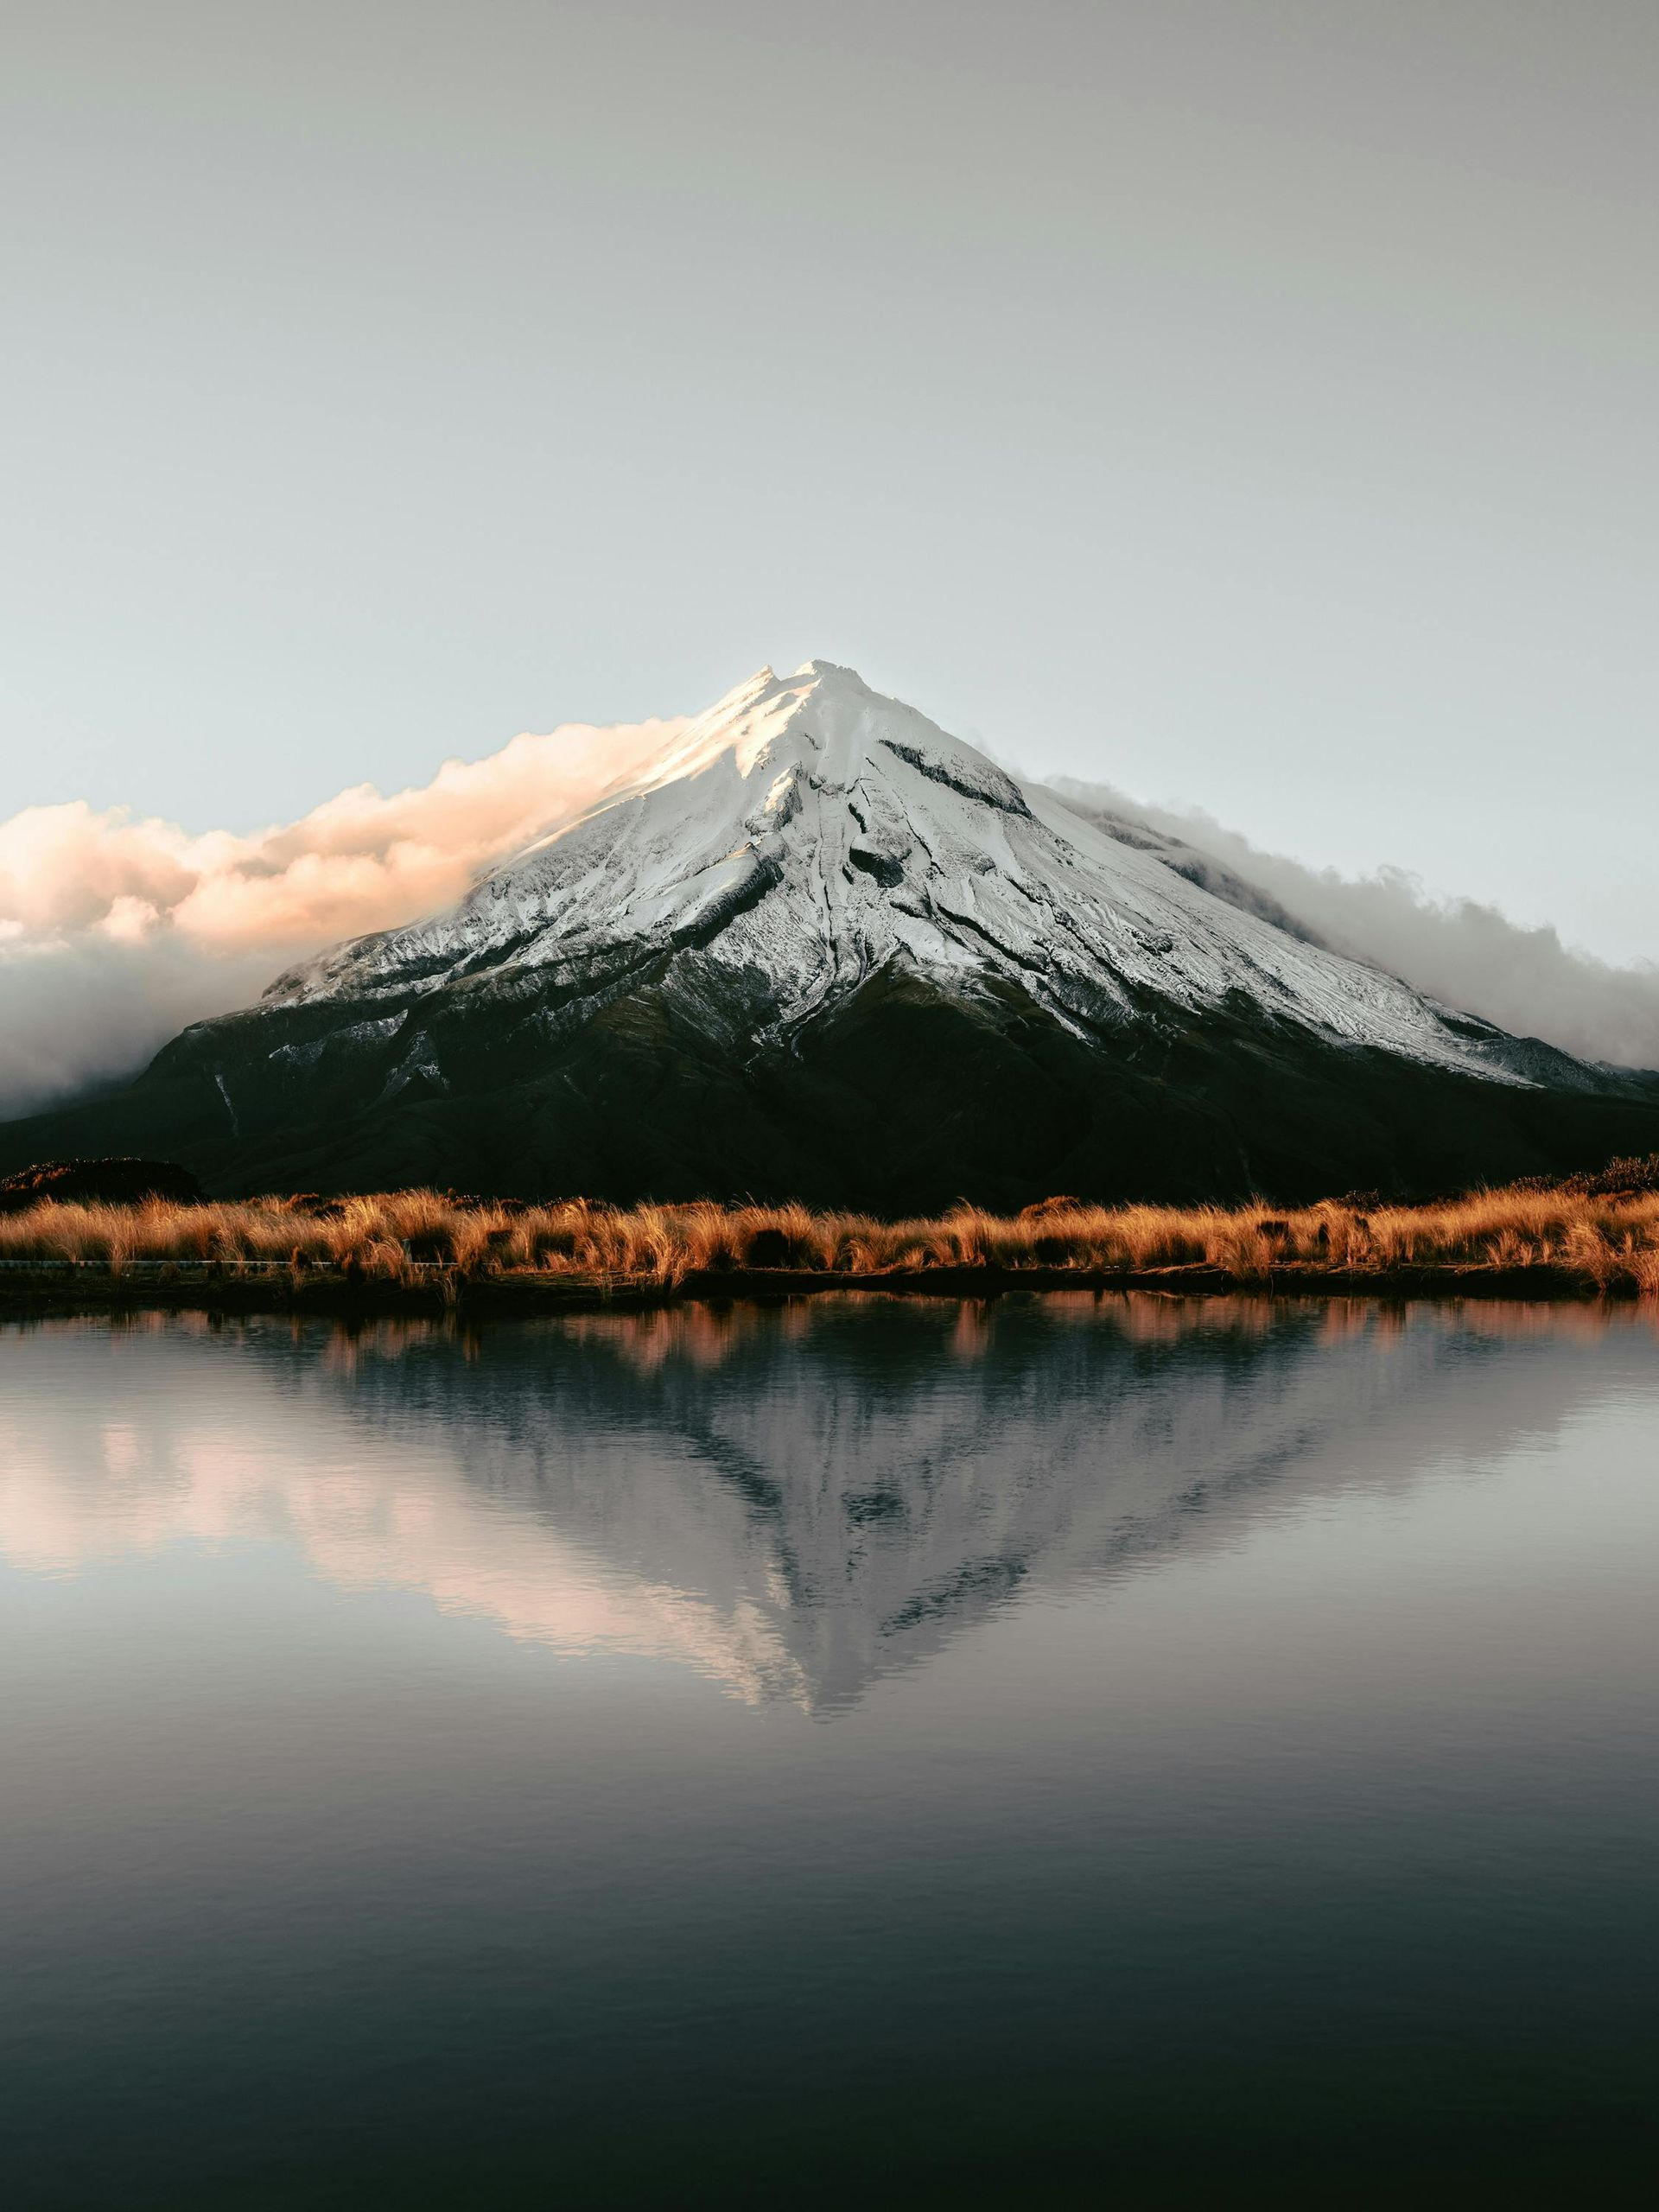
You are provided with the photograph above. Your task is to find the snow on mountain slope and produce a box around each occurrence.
[266,661,1533,1084]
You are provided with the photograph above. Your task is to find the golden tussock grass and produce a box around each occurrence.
[2,1183,1658,1294]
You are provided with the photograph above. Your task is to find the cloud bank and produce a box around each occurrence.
[1053,779,1659,1076]
[0,715,682,1116]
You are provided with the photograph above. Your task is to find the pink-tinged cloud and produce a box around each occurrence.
[0,715,685,1114]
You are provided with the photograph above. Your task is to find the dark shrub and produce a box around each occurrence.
[743,1226,793,1268]
[0,1158,202,1214]
[1582,1153,1659,1197]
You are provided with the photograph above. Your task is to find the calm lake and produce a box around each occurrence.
[3,1295,1656,2207]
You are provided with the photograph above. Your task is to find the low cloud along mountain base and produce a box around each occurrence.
[1052,783,1659,1081]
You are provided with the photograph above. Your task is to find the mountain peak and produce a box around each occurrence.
[703,658,880,718]
[660,658,1009,808]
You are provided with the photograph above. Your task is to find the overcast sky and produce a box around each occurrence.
[3,0,1655,960]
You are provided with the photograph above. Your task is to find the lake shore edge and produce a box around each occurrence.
[1,1255,1649,1320]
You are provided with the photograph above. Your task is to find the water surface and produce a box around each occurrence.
[3,1295,1657,2205]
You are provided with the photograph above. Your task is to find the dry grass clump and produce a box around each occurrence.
[2,1182,1658,1294]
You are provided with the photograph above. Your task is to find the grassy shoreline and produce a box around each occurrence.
[2,1185,1657,1315]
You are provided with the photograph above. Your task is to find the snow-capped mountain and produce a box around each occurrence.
[266,661,1527,1081]
[3,662,1654,1202]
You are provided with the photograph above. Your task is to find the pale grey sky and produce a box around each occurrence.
[3,0,1655,958]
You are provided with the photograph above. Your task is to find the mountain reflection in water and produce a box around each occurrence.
[3,1293,1651,1713]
